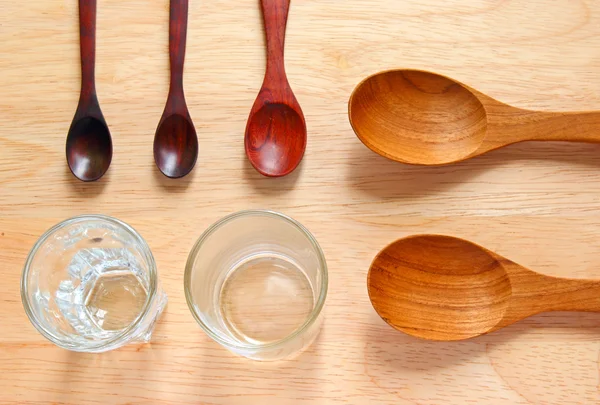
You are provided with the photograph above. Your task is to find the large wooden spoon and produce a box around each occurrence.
[245,0,307,177]
[154,0,198,179]
[66,0,112,182]
[349,70,600,165]
[368,234,600,341]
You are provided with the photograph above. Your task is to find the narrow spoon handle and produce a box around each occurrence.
[493,110,600,144]
[511,269,600,314]
[261,0,290,82]
[169,0,188,95]
[540,277,600,312]
[78,0,97,98]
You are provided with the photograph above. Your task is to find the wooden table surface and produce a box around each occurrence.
[2,0,600,403]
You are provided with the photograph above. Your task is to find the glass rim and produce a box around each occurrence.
[184,209,328,352]
[20,214,158,352]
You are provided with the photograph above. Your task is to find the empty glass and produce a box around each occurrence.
[21,215,167,352]
[185,210,328,361]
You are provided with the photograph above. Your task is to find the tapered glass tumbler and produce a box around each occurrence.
[185,210,327,360]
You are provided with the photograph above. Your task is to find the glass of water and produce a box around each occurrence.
[21,215,167,352]
[185,210,328,361]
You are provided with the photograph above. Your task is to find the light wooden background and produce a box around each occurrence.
[2,0,600,403]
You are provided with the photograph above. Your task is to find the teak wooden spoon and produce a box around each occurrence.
[368,234,600,341]
[66,0,112,182]
[349,69,600,165]
[245,0,307,177]
[154,0,198,179]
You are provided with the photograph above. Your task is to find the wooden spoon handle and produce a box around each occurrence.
[490,271,600,335]
[260,0,290,81]
[78,0,97,98]
[542,277,600,312]
[512,269,600,313]
[169,0,189,94]
[495,110,600,144]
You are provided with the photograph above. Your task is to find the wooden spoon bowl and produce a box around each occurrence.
[349,69,600,165]
[66,116,112,181]
[368,234,600,341]
[246,102,305,176]
[154,112,197,178]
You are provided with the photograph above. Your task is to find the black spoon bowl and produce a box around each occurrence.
[66,115,112,182]
[154,112,197,178]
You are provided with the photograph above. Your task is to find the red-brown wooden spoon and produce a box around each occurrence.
[245,0,306,178]
[154,0,198,179]
[66,0,112,182]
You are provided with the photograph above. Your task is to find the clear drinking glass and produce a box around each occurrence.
[185,210,328,361]
[21,215,167,352]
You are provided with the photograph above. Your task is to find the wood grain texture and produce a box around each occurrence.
[66,0,113,182]
[349,69,600,165]
[368,234,600,341]
[245,0,307,177]
[153,0,198,179]
[1,0,600,403]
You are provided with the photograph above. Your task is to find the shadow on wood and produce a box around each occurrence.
[65,163,108,197]
[243,152,302,195]
[347,141,600,199]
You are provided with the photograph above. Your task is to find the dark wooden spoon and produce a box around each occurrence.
[154,0,198,179]
[245,0,306,177]
[368,234,600,341]
[66,0,112,182]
